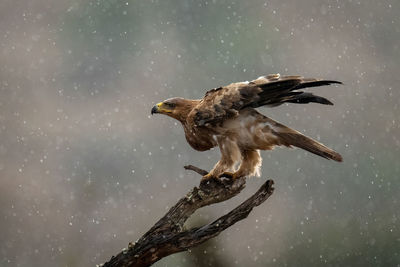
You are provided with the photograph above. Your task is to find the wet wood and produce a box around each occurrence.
[101,166,274,267]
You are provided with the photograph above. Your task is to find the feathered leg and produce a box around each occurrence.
[220,149,262,179]
[202,138,241,182]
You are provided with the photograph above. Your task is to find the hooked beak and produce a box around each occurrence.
[151,102,162,115]
[151,105,158,115]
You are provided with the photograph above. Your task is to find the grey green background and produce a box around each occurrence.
[1,0,399,266]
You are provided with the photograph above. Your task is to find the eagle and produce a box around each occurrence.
[151,74,343,183]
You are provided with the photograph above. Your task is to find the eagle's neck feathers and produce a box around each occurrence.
[172,99,200,123]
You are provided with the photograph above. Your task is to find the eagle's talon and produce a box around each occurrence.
[200,174,222,185]
[219,171,239,180]
[219,171,233,179]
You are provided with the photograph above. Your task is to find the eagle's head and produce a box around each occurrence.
[151,97,193,122]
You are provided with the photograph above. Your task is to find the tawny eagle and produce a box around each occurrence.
[151,74,342,182]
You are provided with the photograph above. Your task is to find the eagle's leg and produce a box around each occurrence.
[201,138,241,182]
[220,149,262,179]
[201,157,234,182]
[201,173,222,184]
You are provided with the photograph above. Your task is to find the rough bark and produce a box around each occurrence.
[101,165,275,267]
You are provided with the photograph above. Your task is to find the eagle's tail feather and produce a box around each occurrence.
[273,131,343,162]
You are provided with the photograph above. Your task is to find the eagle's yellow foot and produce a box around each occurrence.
[219,171,240,180]
[200,173,222,185]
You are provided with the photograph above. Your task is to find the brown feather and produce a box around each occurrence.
[271,130,343,162]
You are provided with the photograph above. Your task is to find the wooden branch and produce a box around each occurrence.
[184,164,208,176]
[101,166,275,267]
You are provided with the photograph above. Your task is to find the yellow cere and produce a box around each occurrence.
[157,102,172,113]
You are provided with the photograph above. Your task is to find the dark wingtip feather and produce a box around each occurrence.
[286,93,334,105]
[322,80,342,85]
[320,98,334,105]
[295,80,343,90]
[250,76,342,108]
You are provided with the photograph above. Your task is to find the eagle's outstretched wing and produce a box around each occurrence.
[190,74,341,126]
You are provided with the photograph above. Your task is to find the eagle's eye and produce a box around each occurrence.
[164,102,176,108]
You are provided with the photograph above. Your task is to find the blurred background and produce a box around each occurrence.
[1,0,399,266]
